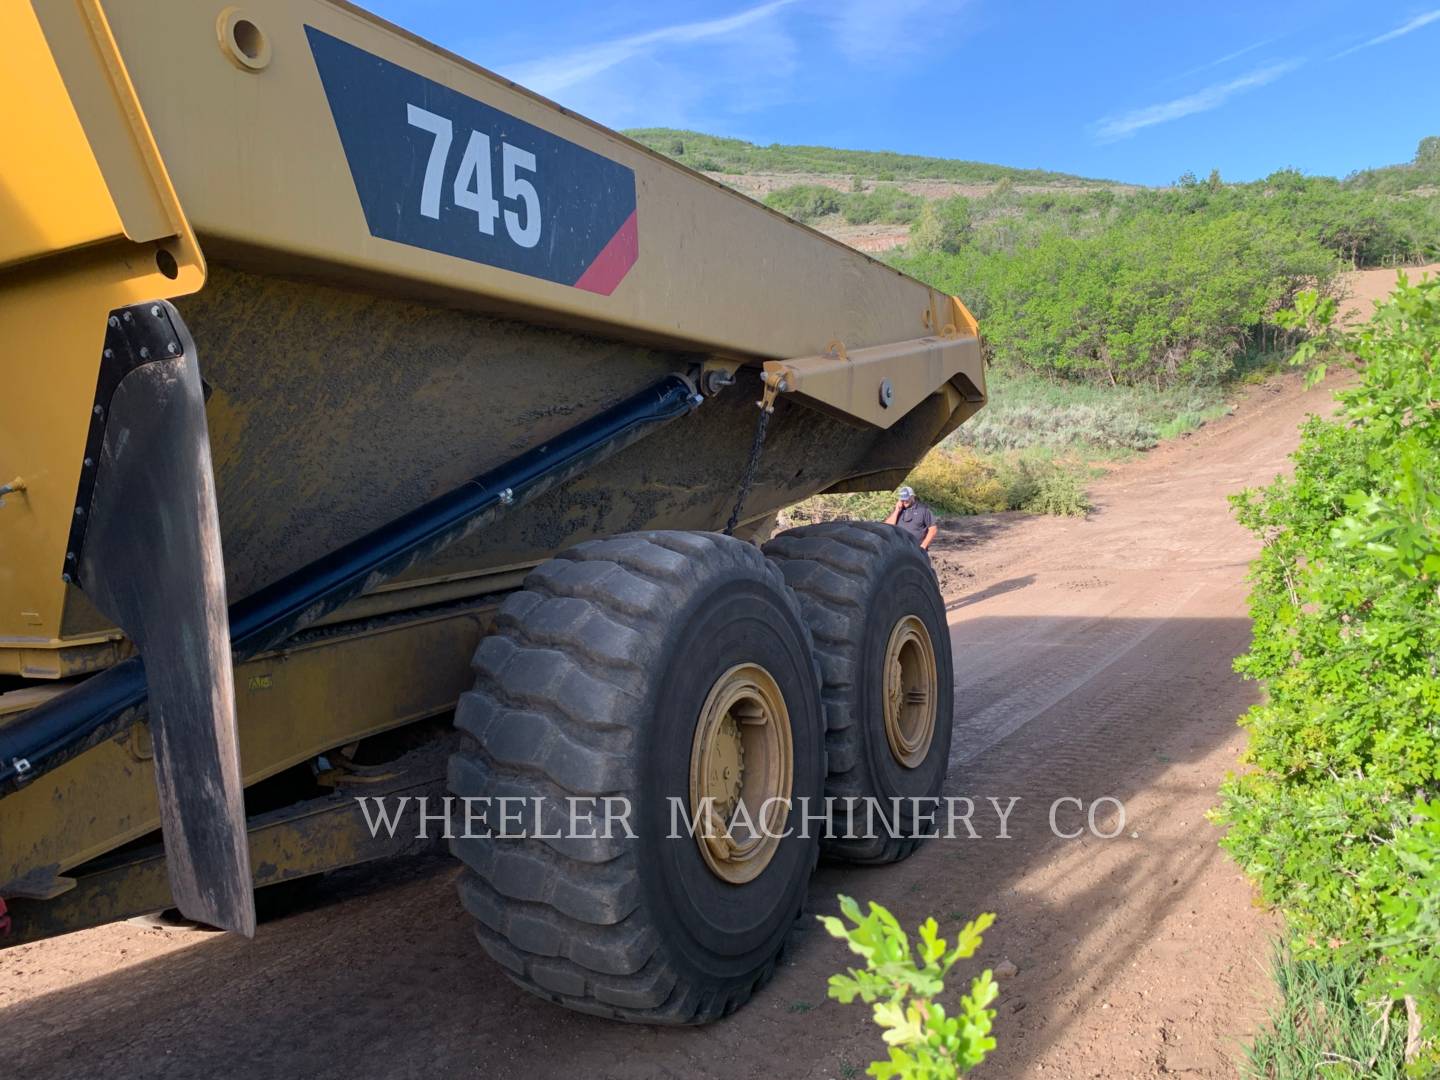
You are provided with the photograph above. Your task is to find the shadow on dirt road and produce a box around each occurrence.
[4,370,1339,1079]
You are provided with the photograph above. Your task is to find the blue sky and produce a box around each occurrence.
[364,2,1440,185]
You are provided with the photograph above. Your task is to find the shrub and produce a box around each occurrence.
[821,896,998,1078]
[889,164,1440,388]
[946,372,1227,455]
[1214,275,1440,1067]
[843,186,925,226]
[907,448,1007,515]
[911,197,972,254]
[781,446,1091,527]
[764,184,843,222]
[991,458,1090,516]
[1024,467,1090,517]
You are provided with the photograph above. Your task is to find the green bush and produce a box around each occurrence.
[842,186,925,226]
[763,184,843,222]
[821,896,998,1078]
[911,197,973,254]
[907,448,1007,514]
[1024,466,1090,517]
[624,128,1094,185]
[1214,275,1440,1067]
[888,162,1440,388]
[782,444,1092,527]
[896,204,1341,386]
[947,371,1228,455]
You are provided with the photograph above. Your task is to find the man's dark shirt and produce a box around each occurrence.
[895,501,936,547]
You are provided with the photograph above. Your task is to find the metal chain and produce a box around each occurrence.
[723,377,781,536]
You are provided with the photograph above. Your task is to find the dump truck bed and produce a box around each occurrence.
[1,0,983,670]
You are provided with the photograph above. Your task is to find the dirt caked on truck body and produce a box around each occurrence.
[0,0,985,1021]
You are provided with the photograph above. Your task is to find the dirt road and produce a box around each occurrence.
[2,371,1343,1079]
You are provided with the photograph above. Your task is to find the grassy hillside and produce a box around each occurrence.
[623,127,1103,185]
[1346,134,1440,193]
[752,133,1438,530]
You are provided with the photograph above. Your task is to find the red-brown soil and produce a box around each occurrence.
[1,365,1352,1078]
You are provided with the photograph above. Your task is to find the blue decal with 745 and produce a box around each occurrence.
[306,27,638,293]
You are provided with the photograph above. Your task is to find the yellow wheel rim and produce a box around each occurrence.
[688,663,793,884]
[882,615,938,769]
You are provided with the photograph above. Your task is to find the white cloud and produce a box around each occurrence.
[489,0,966,131]
[1093,60,1303,143]
[1168,37,1279,83]
[504,1,798,99]
[1332,8,1440,59]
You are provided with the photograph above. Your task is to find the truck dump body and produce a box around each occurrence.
[3,0,983,667]
[0,0,984,994]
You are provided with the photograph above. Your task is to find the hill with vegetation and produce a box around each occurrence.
[1345,134,1440,193]
[756,132,1438,530]
[633,133,1439,392]
[623,127,1104,186]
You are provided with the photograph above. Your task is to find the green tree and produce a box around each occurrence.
[911,197,972,254]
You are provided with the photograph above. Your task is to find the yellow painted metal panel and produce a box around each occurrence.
[0,607,486,888]
[96,0,972,359]
[0,4,124,268]
[0,2,206,646]
[764,335,984,430]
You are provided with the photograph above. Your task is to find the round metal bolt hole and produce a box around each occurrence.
[156,249,179,279]
[233,18,262,57]
[218,9,272,71]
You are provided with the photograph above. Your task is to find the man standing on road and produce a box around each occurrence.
[885,485,937,554]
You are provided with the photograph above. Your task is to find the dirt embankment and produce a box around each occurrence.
[706,171,1134,203]
[705,172,1138,255]
[1339,262,1440,323]
[0,366,1350,1079]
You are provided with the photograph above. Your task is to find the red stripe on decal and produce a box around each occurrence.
[573,210,639,295]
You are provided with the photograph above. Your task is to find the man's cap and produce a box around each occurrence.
[897,485,915,501]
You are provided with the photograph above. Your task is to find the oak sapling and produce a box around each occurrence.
[820,895,999,1079]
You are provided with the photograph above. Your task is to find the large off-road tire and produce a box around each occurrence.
[763,521,954,864]
[448,531,824,1024]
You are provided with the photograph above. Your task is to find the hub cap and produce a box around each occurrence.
[882,615,938,768]
[688,663,793,884]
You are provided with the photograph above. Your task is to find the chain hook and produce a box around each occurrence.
[724,372,785,536]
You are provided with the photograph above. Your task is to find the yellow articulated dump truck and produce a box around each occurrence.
[0,0,984,1022]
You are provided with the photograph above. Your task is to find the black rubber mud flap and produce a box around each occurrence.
[69,301,255,937]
